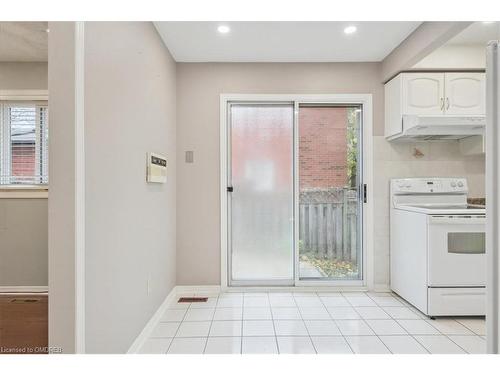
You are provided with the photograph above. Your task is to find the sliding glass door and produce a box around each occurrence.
[228,103,294,285]
[226,99,364,286]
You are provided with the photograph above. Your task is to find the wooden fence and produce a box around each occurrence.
[299,188,359,263]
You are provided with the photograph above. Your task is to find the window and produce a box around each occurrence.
[0,101,48,185]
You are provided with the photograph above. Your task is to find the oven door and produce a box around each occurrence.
[428,215,486,287]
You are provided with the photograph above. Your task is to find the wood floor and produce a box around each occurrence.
[0,293,48,354]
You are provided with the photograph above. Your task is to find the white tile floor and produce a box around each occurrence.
[139,291,486,354]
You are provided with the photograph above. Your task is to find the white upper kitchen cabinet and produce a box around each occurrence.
[445,73,485,115]
[402,73,445,115]
[385,72,486,139]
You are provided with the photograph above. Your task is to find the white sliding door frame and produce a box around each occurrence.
[220,94,373,290]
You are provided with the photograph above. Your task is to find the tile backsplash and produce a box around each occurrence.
[372,136,485,288]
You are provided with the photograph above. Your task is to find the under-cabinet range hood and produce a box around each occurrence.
[386,115,485,141]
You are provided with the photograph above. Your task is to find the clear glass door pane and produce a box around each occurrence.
[229,103,294,283]
[298,105,362,280]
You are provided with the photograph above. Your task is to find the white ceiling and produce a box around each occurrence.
[447,22,500,45]
[155,21,421,62]
[0,22,48,62]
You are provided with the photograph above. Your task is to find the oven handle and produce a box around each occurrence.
[430,216,485,225]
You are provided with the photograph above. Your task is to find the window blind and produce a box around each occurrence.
[0,102,49,185]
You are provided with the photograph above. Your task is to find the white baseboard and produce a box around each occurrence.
[175,285,222,296]
[127,286,178,354]
[0,286,48,293]
[373,284,391,292]
[175,285,384,294]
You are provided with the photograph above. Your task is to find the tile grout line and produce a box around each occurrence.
[454,319,485,338]
[381,294,479,353]
[268,292,280,354]
[443,333,472,354]
[356,293,461,353]
[240,293,245,354]
[165,298,190,354]
[384,296,478,353]
[317,291,353,353]
[342,291,393,354]
[376,297,470,353]
[202,294,220,354]
[291,292,316,353]
[388,316,431,354]
[364,294,432,353]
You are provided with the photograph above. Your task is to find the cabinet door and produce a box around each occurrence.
[445,73,485,115]
[402,73,445,115]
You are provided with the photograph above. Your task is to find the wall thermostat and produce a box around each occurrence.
[146,152,167,183]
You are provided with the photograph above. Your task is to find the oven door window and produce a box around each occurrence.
[448,232,485,254]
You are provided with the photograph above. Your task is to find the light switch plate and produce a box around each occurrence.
[146,152,167,183]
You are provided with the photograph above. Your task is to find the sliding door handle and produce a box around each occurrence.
[227,186,234,192]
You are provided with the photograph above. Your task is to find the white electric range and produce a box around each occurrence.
[390,177,486,317]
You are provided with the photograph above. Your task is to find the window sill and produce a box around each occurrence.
[0,186,48,199]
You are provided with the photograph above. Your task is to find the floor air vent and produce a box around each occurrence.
[177,297,208,303]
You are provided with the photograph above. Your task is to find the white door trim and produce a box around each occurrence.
[219,94,374,290]
[74,21,86,354]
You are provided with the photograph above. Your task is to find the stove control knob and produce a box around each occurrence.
[457,181,464,188]
[451,181,457,188]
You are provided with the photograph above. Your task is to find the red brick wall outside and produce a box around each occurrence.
[299,107,348,190]
[11,143,36,178]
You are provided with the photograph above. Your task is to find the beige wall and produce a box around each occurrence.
[381,22,471,82]
[413,44,486,69]
[48,21,77,354]
[176,62,384,285]
[84,22,176,353]
[1,63,48,288]
[0,62,48,89]
[0,199,48,286]
[176,62,486,288]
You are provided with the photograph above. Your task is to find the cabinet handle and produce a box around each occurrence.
[440,98,444,110]
[446,97,450,110]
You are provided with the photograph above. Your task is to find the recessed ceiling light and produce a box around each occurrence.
[482,21,495,24]
[217,25,230,34]
[45,28,50,33]
[344,25,357,34]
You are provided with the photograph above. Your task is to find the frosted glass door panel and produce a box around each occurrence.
[229,104,294,283]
